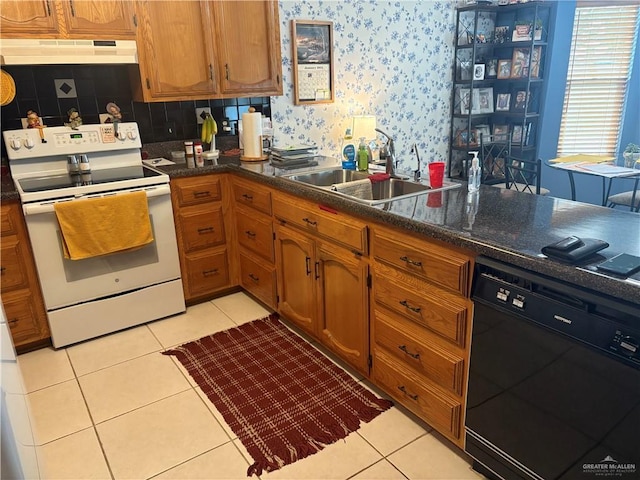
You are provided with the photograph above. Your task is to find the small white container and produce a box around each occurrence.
[203,150,219,165]
[170,151,186,163]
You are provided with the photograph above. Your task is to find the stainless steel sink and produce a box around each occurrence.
[333,177,461,205]
[283,169,371,187]
[282,168,460,205]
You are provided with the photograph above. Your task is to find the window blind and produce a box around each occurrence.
[557,4,639,157]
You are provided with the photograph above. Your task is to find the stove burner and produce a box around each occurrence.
[18,165,163,193]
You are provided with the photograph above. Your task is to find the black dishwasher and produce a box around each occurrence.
[466,256,640,480]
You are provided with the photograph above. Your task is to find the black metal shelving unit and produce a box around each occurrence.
[448,1,554,180]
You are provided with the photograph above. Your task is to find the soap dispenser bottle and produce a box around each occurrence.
[468,151,481,192]
[357,137,369,171]
[341,128,356,170]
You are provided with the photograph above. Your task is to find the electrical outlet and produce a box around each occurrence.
[195,107,211,124]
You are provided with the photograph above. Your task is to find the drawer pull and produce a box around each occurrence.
[7,318,19,326]
[302,217,318,226]
[400,300,422,313]
[249,273,260,282]
[398,345,420,359]
[400,255,422,267]
[305,256,311,276]
[245,230,256,238]
[0,266,6,273]
[202,268,219,276]
[398,385,419,401]
[242,193,254,201]
[197,226,214,234]
[193,190,211,198]
[314,261,320,280]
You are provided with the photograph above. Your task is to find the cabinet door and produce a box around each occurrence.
[275,225,316,336]
[133,0,218,101]
[211,0,282,96]
[317,242,369,375]
[61,0,135,38]
[0,0,60,37]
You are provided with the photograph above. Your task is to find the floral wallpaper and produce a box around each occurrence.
[272,0,458,175]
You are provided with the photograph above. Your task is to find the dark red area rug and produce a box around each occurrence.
[163,313,392,476]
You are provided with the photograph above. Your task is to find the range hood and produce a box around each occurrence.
[0,39,138,65]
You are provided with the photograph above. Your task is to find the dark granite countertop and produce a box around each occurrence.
[4,157,639,305]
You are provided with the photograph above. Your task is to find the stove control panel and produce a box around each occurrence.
[2,123,142,160]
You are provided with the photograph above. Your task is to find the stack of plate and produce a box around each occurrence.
[1,69,16,106]
[270,145,319,169]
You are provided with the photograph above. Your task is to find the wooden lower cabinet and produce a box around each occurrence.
[171,174,237,303]
[274,194,370,376]
[370,223,473,447]
[0,202,50,350]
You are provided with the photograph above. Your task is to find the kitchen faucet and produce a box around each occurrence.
[375,128,397,177]
[411,143,421,182]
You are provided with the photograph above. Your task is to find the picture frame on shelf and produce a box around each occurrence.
[512,90,529,112]
[486,59,498,77]
[478,87,494,114]
[494,26,510,44]
[475,124,491,144]
[530,46,542,78]
[459,60,473,81]
[493,124,509,143]
[473,64,485,80]
[512,125,523,144]
[456,128,478,147]
[510,47,530,78]
[496,93,511,111]
[512,22,533,42]
[497,59,512,79]
[458,87,472,114]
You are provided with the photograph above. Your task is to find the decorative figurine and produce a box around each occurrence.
[65,108,83,130]
[26,109,47,143]
[105,102,122,137]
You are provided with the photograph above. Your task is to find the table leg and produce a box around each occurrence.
[567,171,576,201]
[602,177,608,206]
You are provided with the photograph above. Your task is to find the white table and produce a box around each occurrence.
[548,158,640,206]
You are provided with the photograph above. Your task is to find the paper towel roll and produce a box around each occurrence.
[241,112,263,159]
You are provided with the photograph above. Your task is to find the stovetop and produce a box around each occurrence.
[18,165,164,193]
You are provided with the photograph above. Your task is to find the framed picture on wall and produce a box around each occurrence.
[473,64,485,80]
[510,48,530,78]
[292,20,335,105]
[486,59,498,77]
[493,124,509,143]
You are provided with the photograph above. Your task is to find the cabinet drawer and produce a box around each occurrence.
[374,274,467,347]
[173,176,222,207]
[372,228,470,296]
[239,252,277,309]
[178,203,226,253]
[273,194,367,254]
[232,178,272,215]
[373,348,461,441]
[236,207,274,262]
[0,204,19,236]
[184,249,230,297]
[374,309,465,395]
[2,289,49,344]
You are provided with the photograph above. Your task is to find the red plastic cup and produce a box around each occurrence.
[428,162,445,188]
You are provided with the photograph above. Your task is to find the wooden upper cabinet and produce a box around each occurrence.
[60,0,135,38]
[131,0,218,102]
[0,1,135,39]
[211,0,282,96]
[0,1,60,36]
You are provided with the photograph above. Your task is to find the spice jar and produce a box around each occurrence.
[184,141,195,168]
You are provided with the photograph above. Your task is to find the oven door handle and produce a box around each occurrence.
[22,185,171,215]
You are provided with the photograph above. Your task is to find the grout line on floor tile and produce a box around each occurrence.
[147,442,236,480]
[346,458,410,480]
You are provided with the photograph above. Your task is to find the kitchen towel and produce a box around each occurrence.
[331,179,373,200]
[241,111,263,159]
[54,191,154,260]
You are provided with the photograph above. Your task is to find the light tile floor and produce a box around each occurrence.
[19,292,485,480]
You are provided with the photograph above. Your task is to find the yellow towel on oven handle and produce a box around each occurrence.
[54,190,154,260]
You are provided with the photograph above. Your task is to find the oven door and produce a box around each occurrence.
[22,184,181,310]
